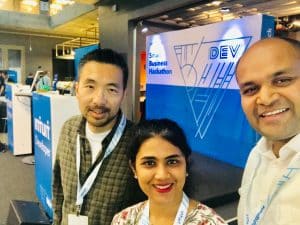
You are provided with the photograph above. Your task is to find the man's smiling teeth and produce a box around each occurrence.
[261,108,288,117]
[92,108,107,114]
[93,109,103,113]
[155,184,172,189]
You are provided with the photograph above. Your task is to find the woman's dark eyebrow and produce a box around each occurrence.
[140,154,182,161]
[165,154,182,160]
[140,156,156,161]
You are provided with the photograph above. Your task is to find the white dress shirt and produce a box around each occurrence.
[238,134,300,225]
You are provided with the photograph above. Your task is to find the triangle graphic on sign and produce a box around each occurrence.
[174,36,252,139]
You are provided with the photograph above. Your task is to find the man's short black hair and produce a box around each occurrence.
[79,48,129,89]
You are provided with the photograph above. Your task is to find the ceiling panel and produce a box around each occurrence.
[52,9,99,38]
[0,0,299,38]
[145,0,300,30]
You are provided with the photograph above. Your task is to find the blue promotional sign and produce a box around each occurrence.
[5,84,14,153]
[74,44,98,80]
[7,70,18,83]
[146,14,274,168]
[32,93,53,217]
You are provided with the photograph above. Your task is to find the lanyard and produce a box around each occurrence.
[139,192,189,225]
[75,113,126,213]
[244,153,300,225]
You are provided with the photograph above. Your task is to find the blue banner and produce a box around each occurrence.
[32,93,53,217]
[146,15,274,168]
[5,84,14,153]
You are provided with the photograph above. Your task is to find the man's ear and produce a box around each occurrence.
[129,160,137,179]
[75,82,79,96]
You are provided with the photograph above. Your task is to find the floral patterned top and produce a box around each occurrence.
[111,201,228,225]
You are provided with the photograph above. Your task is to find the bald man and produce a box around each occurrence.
[236,37,300,225]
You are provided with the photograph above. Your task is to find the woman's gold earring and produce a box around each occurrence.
[134,174,138,179]
[186,173,189,177]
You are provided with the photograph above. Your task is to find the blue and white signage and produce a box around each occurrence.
[146,14,274,167]
[5,84,14,152]
[32,93,53,217]
[5,83,32,155]
[32,92,80,218]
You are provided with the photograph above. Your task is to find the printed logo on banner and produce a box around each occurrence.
[148,35,173,75]
[174,36,252,139]
[34,116,51,157]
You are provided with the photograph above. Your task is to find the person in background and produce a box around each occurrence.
[236,37,300,225]
[25,72,34,86]
[36,70,51,91]
[0,71,5,96]
[0,71,8,96]
[111,119,227,225]
[52,48,145,225]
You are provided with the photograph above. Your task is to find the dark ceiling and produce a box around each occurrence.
[142,0,300,32]
[97,0,165,11]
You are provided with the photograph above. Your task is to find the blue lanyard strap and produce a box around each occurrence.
[139,192,189,225]
[245,153,300,225]
[75,114,127,211]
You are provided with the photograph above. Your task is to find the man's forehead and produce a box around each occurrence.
[246,38,298,57]
[79,62,123,77]
[238,39,298,69]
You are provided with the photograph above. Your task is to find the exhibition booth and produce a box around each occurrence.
[32,92,79,217]
[4,45,95,219]
[4,13,274,223]
[144,14,274,221]
[6,83,32,155]
[146,14,273,168]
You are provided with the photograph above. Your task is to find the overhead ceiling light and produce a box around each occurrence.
[0,1,5,7]
[54,0,75,5]
[206,9,220,15]
[263,11,271,15]
[234,4,243,8]
[50,3,63,10]
[159,15,169,20]
[50,2,63,15]
[246,8,258,13]
[29,35,32,52]
[282,1,297,6]
[138,21,149,33]
[187,8,196,12]
[187,6,202,12]
[177,22,190,27]
[164,19,177,25]
[141,27,148,33]
[212,1,222,6]
[222,13,236,21]
[22,0,38,7]
[196,13,209,20]
[220,7,230,13]
[174,17,183,22]
[206,1,222,7]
